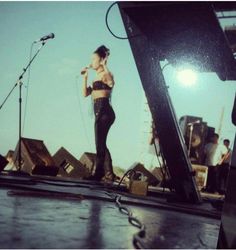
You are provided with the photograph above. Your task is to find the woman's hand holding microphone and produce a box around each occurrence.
[81,65,92,97]
[81,64,92,78]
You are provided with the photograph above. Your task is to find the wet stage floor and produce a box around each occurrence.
[0,174,221,249]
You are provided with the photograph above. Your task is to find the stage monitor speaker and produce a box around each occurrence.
[151,167,169,183]
[129,162,159,186]
[13,137,59,176]
[0,154,8,172]
[179,116,209,164]
[205,126,216,143]
[32,165,59,176]
[79,152,96,176]
[53,147,89,178]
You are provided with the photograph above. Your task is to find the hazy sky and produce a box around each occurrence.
[0,1,235,169]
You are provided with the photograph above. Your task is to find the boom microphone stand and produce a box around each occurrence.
[187,120,200,157]
[0,41,46,171]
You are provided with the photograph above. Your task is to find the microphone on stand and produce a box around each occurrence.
[187,120,200,157]
[34,33,55,43]
[187,120,200,126]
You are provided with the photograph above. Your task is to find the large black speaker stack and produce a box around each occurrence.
[79,152,96,176]
[179,115,214,164]
[13,137,59,176]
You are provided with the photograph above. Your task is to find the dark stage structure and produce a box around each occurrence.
[0,1,236,249]
[117,1,236,248]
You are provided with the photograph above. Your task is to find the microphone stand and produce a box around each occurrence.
[188,124,194,157]
[0,41,46,172]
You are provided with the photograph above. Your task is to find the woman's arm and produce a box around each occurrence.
[100,56,114,87]
[103,65,114,87]
[82,69,92,97]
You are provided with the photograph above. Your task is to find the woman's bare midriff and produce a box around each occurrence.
[92,89,111,100]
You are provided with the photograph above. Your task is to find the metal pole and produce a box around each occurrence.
[188,124,193,157]
[18,81,23,170]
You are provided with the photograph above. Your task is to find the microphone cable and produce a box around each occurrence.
[75,76,93,152]
[22,42,34,135]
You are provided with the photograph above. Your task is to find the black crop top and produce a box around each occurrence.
[92,80,112,90]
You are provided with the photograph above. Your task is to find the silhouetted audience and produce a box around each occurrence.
[204,133,227,193]
[218,139,232,194]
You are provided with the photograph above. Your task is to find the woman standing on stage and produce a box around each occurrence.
[81,45,116,182]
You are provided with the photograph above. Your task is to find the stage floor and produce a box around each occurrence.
[0,173,221,249]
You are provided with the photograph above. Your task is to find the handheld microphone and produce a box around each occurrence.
[34,33,55,43]
[81,64,92,75]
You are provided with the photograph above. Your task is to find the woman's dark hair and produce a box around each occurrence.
[94,45,110,59]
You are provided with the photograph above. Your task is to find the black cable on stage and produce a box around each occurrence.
[117,168,136,188]
[105,1,142,40]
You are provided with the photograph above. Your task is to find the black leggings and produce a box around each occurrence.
[94,97,115,178]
